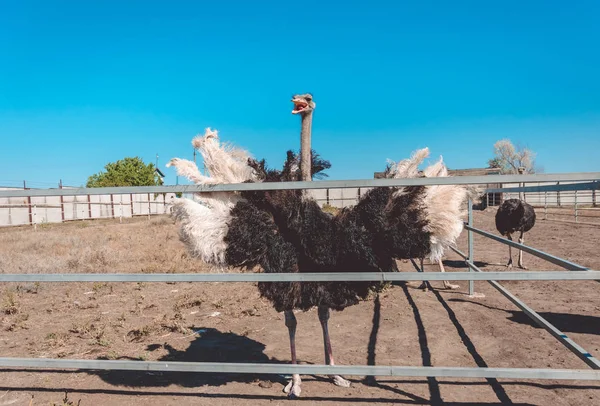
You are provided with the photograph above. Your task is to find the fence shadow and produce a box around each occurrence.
[431,290,515,405]
[442,260,490,269]
[450,299,600,336]
[401,284,444,405]
[93,327,285,388]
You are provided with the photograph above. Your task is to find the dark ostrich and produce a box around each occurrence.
[495,198,536,269]
[167,99,467,397]
[223,149,431,396]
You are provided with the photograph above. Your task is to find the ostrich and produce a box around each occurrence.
[288,92,353,392]
[495,198,536,269]
[168,133,473,397]
[385,154,481,291]
[167,99,475,398]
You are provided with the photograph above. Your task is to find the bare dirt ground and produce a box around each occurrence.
[0,211,599,406]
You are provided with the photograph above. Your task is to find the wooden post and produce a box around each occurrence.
[33,204,37,231]
[575,191,578,223]
[593,182,597,207]
[130,193,134,217]
[24,181,33,225]
[59,179,65,223]
[87,194,92,219]
[110,194,115,218]
[119,201,123,224]
[557,182,561,207]
[148,193,151,220]
[544,191,548,220]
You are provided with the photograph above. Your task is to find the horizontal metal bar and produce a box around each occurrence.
[2,172,600,197]
[450,247,600,370]
[0,357,598,380]
[485,181,600,194]
[464,225,589,271]
[0,202,168,209]
[1,271,600,283]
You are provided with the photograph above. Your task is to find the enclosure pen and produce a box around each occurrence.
[0,172,600,390]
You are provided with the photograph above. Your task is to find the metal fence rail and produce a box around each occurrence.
[451,247,600,370]
[1,357,599,381]
[1,271,600,283]
[463,224,589,271]
[1,172,600,197]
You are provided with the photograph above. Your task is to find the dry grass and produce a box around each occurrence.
[0,215,201,275]
[1,211,599,405]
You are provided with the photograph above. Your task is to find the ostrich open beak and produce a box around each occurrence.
[291,99,309,114]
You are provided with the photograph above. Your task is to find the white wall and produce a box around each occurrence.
[0,187,177,227]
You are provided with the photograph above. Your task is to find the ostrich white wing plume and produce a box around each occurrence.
[192,127,257,184]
[420,156,481,262]
[387,147,430,179]
[166,158,216,185]
[170,192,231,266]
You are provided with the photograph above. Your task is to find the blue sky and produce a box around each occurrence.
[1,1,599,187]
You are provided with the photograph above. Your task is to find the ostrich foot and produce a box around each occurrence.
[418,282,430,292]
[284,375,302,398]
[505,263,513,269]
[330,375,351,387]
[518,265,528,270]
[443,282,460,290]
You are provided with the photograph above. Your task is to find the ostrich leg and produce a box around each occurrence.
[283,310,302,398]
[318,306,351,387]
[517,230,527,269]
[440,258,460,290]
[505,233,513,269]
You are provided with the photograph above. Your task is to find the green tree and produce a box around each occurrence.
[86,157,164,188]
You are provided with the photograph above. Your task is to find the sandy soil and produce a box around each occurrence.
[0,211,598,406]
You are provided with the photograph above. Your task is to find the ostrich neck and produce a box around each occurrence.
[300,112,313,182]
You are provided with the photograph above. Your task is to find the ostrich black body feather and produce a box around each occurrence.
[495,198,536,236]
[224,152,432,312]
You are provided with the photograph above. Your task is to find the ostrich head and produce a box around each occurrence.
[291,93,316,115]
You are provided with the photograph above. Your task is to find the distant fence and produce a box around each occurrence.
[0,186,177,227]
[309,180,599,210]
[1,176,598,227]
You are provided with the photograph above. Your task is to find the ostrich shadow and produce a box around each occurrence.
[450,299,600,336]
[93,327,285,388]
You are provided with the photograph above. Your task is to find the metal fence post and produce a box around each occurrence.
[468,198,474,296]
[544,191,548,220]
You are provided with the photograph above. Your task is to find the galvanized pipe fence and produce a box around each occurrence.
[1,172,600,383]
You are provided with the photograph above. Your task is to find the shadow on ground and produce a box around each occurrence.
[94,327,285,388]
[451,298,600,335]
